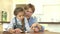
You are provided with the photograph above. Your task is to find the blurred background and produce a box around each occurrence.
[0,0,60,33]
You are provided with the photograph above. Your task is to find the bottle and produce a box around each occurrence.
[2,11,7,22]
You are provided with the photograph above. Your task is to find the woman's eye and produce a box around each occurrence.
[30,12,32,13]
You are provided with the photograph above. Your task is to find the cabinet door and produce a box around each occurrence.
[16,4,26,8]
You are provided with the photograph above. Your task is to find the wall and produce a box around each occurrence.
[12,0,60,22]
[0,0,13,21]
[0,0,3,21]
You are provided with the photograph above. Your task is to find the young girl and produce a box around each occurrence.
[7,7,28,33]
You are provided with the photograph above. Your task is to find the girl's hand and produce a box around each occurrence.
[15,28,23,33]
[9,29,15,33]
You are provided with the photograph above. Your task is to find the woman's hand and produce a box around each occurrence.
[31,23,42,32]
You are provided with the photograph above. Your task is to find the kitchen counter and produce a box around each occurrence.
[0,21,60,24]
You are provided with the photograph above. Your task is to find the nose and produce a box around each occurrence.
[20,16,24,19]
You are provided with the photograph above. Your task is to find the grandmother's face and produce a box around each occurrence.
[25,8,33,18]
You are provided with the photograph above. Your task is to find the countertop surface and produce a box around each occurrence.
[0,21,60,24]
[2,31,60,34]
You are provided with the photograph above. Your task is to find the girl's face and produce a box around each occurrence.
[16,12,24,20]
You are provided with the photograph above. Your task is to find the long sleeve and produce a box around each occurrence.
[24,17,31,32]
[7,18,15,31]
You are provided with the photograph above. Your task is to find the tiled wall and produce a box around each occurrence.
[47,24,60,32]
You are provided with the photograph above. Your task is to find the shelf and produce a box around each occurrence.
[0,21,60,24]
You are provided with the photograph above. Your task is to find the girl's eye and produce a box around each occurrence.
[27,11,33,13]
[19,15,24,17]
[19,16,21,17]
[27,11,29,12]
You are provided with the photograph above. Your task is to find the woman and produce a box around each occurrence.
[24,4,44,32]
